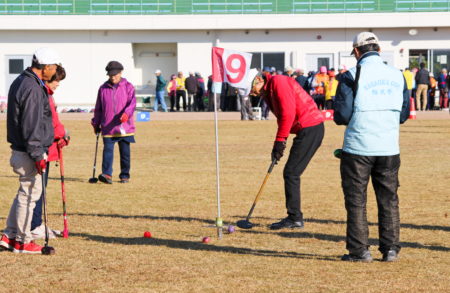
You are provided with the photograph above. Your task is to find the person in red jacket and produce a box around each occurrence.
[30,66,70,240]
[250,73,325,230]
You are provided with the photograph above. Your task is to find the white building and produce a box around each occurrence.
[1,12,450,107]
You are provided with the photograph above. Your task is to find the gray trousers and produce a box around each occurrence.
[5,151,43,243]
[208,92,220,111]
[239,93,253,120]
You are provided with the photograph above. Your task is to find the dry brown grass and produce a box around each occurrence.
[0,118,449,292]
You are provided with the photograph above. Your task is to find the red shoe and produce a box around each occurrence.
[0,235,16,251]
[13,241,43,254]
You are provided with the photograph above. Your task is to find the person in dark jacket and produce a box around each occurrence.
[154,69,167,112]
[185,71,200,111]
[1,47,60,254]
[415,62,431,111]
[195,72,205,111]
[31,66,69,240]
[295,69,308,89]
[334,32,410,263]
[220,82,228,111]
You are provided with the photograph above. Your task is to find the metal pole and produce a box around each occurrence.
[213,83,222,239]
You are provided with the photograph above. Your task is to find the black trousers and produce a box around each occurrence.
[314,96,325,110]
[340,152,401,255]
[283,122,324,222]
[196,92,204,111]
[176,90,186,111]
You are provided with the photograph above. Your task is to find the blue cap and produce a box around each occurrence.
[263,67,271,72]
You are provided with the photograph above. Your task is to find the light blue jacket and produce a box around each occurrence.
[334,53,410,156]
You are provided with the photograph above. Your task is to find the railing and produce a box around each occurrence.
[0,0,449,14]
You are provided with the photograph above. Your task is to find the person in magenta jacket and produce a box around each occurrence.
[91,61,136,184]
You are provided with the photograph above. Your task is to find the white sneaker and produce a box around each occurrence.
[31,224,59,240]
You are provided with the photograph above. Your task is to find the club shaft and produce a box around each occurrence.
[42,169,49,247]
[93,133,99,178]
[245,159,277,220]
[58,146,68,236]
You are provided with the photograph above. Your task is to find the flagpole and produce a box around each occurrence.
[213,82,223,239]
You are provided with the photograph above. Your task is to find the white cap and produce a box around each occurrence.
[189,71,194,75]
[351,32,379,55]
[285,66,293,72]
[270,67,276,72]
[33,47,62,66]
[155,69,161,74]
[338,65,346,70]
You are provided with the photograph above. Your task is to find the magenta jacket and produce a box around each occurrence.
[91,78,136,136]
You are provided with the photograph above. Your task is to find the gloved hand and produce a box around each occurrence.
[57,136,70,148]
[93,125,101,135]
[35,159,46,175]
[271,141,286,162]
[120,113,129,124]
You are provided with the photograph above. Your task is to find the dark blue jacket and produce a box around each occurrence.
[295,75,308,90]
[334,52,410,126]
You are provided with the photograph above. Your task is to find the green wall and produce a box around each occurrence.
[0,0,449,15]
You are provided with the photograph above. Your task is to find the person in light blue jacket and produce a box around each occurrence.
[334,32,410,263]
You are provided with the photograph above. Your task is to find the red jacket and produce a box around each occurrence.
[263,75,324,142]
[46,86,66,162]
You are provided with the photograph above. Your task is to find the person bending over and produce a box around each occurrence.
[250,73,325,230]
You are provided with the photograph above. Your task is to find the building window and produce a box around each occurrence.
[249,52,285,72]
[9,59,24,74]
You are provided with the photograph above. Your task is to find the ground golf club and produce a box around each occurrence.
[58,146,69,238]
[41,168,55,255]
[89,132,100,183]
[237,158,277,229]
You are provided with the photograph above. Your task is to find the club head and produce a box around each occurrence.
[41,246,55,255]
[237,220,253,229]
[63,229,69,238]
[89,178,98,184]
[334,149,343,159]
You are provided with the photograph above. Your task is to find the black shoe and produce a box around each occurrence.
[270,217,304,230]
[98,174,112,184]
[341,250,373,263]
[119,178,129,184]
[381,250,399,262]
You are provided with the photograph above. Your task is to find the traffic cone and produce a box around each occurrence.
[409,97,416,120]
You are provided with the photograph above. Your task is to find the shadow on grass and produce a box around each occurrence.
[0,175,85,183]
[232,216,450,233]
[48,177,86,182]
[60,213,216,225]
[305,218,450,233]
[72,232,338,261]
[239,230,450,252]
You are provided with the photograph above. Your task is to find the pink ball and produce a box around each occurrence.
[202,237,210,243]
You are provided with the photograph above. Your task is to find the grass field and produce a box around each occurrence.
[0,118,449,292]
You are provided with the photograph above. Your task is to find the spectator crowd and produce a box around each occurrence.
[151,61,449,120]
